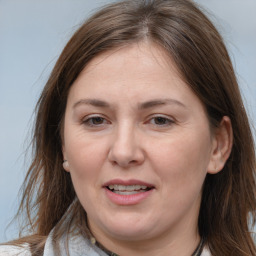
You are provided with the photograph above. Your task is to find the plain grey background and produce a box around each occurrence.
[1,0,256,242]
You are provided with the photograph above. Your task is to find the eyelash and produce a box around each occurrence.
[146,115,175,127]
[82,115,109,127]
[82,115,175,128]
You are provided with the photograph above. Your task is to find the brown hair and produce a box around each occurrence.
[8,0,256,255]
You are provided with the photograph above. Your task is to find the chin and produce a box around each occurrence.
[100,216,155,241]
[87,206,164,241]
[106,227,150,241]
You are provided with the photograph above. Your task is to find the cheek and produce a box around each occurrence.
[149,131,211,189]
[66,137,108,181]
[66,139,107,210]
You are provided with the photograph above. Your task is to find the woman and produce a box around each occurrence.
[1,0,255,255]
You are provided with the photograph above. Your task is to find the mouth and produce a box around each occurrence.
[106,184,152,195]
[103,179,155,205]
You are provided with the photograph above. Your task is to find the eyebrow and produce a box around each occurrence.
[73,99,110,109]
[73,98,186,109]
[138,99,187,109]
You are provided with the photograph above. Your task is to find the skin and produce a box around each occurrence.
[62,42,232,256]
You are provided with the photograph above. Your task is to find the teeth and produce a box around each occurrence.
[108,184,148,191]
[114,191,145,195]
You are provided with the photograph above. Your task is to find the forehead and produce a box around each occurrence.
[66,42,207,114]
[84,42,181,77]
[70,42,187,94]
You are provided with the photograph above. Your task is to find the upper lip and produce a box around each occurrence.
[103,179,155,188]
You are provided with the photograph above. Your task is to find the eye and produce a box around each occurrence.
[82,116,109,127]
[148,116,174,127]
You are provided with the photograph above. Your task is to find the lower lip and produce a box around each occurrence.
[104,188,154,205]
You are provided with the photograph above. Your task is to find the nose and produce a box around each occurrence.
[108,124,145,168]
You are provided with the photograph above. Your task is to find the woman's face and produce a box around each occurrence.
[63,43,217,244]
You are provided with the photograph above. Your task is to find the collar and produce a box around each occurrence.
[43,230,108,256]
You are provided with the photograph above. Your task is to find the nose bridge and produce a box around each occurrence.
[108,120,144,167]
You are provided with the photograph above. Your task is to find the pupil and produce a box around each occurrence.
[155,117,166,124]
[93,117,103,124]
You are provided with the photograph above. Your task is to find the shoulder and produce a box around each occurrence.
[0,245,31,256]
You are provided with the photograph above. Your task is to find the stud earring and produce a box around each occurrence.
[63,160,70,171]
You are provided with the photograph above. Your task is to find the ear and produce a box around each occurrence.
[62,145,70,172]
[207,116,233,174]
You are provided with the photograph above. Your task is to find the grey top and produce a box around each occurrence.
[0,232,211,256]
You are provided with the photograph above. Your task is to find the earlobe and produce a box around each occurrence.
[207,116,233,174]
